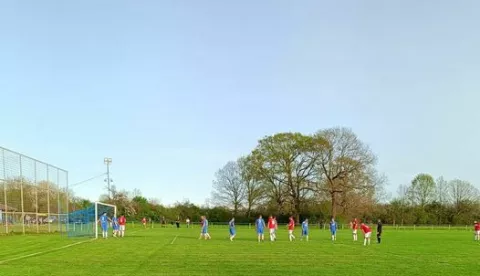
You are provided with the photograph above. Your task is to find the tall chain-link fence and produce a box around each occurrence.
[0,146,68,235]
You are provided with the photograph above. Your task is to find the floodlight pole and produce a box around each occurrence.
[104,158,112,199]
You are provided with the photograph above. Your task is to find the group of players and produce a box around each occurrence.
[98,212,127,238]
[100,214,480,243]
[199,215,383,246]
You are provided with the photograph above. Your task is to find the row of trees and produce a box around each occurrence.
[211,127,384,222]
[384,174,480,225]
[94,173,480,226]
[210,127,480,224]
[3,127,478,225]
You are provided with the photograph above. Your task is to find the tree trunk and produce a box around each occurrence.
[331,192,336,219]
[294,199,301,223]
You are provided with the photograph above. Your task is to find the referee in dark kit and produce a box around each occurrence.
[377,219,383,244]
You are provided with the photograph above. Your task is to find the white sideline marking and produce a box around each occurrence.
[170,235,178,244]
[0,239,95,265]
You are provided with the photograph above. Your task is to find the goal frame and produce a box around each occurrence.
[94,202,117,239]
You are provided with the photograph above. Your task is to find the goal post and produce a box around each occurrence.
[94,202,117,239]
[67,202,117,239]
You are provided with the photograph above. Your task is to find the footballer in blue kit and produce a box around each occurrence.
[330,217,337,242]
[199,216,211,240]
[99,212,110,239]
[112,216,119,237]
[255,215,265,242]
[301,219,309,241]
[229,218,236,241]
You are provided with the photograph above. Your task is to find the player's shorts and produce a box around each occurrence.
[201,227,208,234]
[113,224,119,231]
[365,232,372,238]
[476,230,480,235]
[288,230,293,235]
[352,229,357,234]
[257,228,264,235]
[269,228,275,234]
[302,229,308,236]
[101,223,108,231]
[330,230,336,235]
[119,225,125,231]
[229,228,236,236]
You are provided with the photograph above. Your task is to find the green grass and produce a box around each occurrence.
[1,226,478,276]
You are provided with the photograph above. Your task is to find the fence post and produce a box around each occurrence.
[449,225,451,230]
[2,148,8,234]
[47,166,51,233]
[414,225,416,231]
[57,170,61,234]
[19,155,25,235]
[66,171,69,235]
[34,162,39,234]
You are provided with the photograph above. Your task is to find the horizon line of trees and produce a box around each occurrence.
[209,127,480,225]
[3,127,478,225]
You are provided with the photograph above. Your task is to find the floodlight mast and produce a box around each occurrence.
[104,158,112,199]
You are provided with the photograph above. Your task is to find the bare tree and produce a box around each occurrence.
[312,127,378,218]
[435,176,449,204]
[211,161,245,216]
[448,179,479,213]
[238,156,264,219]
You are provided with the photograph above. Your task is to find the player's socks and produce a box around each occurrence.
[363,239,367,246]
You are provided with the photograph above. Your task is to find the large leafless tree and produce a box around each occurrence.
[211,161,245,216]
[312,127,378,218]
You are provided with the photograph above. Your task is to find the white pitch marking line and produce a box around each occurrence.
[170,235,178,244]
[0,238,95,265]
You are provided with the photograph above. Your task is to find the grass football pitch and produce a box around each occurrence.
[1,226,478,275]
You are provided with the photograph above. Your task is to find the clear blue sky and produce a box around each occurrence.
[1,1,479,205]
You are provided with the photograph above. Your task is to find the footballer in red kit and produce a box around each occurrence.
[474,221,480,241]
[287,217,296,241]
[361,223,372,246]
[268,216,277,241]
[118,215,126,237]
[351,218,358,241]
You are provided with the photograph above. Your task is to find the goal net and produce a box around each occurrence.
[67,202,117,239]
